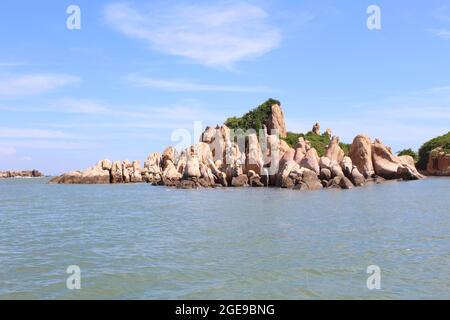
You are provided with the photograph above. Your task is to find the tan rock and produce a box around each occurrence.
[231,174,249,187]
[319,156,332,170]
[294,137,308,164]
[372,139,423,180]
[312,122,321,135]
[427,147,450,176]
[325,136,345,164]
[339,176,354,189]
[350,166,365,186]
[246,133,264,175]
[341,156,353,177]
[130,160,142,183]
[300,148,320,175]
[51,161,110,184]
[301,169,323,190]
[349,135,374,178]
[265,103,287,138]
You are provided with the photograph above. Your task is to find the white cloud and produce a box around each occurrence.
[104,2,281,67]
[0,146,16,157]
[0,140,100,150]
[0,98,110,114]
[0,74,80,98]
[430,6,450,39]
[0,128,76,139]
[52,98,110,114]
[429,28,450,39]
[125,74,271,92]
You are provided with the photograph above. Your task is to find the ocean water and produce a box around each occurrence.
[0,177,449,300]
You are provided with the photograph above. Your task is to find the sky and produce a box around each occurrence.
[1,0,450,175]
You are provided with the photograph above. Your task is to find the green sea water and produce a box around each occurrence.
[0,177,449,299]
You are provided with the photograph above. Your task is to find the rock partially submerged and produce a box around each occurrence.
[50,101,425,189]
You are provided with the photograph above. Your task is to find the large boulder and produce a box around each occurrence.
[350,166,365,186]
[183,156,201,179]
[130,160,142,183]
[319,156,332,170]
[372,139,423,180]
[299,148,320,175]
[111,160,124,183]
[277,160,300,188]
[265,103,287,138]
[50,160,111,184]
[426,147,450,176]
[341,156,353,177]
[246,134,264,175]
[143,153,162,184]
[319,168,332,180]
[349,135,375,178]
[339,176,354,189]
[325,136,345,164]
[231,174,249,187]
[294,137,308,164]
[248,170,264,187]
[301,169,323,190]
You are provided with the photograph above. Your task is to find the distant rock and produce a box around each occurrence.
[0,170,43,178]
[427,147,450,176]
[312,122,321,135]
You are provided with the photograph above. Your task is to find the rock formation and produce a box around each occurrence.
[372,139,423,180]
[265,103,287,138]
[312,122,321,135]
[0,170,43,178]
[349,135,374,178]
[426,147,450,176]
[50,100,425,189]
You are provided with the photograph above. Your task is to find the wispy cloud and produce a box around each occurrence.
[0,146,16,157]
[430,6,450,39]
[125,74,271,92]
[0,74,80,98]
[51,98,110,114]
[428,28,450,39]
[104,2,282,67]
[0,128,76,139]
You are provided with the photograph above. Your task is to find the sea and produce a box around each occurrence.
[0,177,449,299]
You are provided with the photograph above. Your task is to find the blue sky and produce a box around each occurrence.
[1,0,450,174]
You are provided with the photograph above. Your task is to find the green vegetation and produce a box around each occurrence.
[397,148,418,161]
[225,98,280,132]
[224,98,351,157]
[282,131,350,157]
[417,131,450,170]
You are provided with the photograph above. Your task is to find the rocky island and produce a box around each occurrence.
[0,170,43,179]
[50,99,434,189]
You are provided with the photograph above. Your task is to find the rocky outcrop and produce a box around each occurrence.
[325,136,345,165]
[50,99,424,190]
[426,147,450,176]
[312,122,321,135]
[349,135,375,178]
[0,170,43,178]
[265,103,287,138]
[50,160,110,184]
[372,139,423,180]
